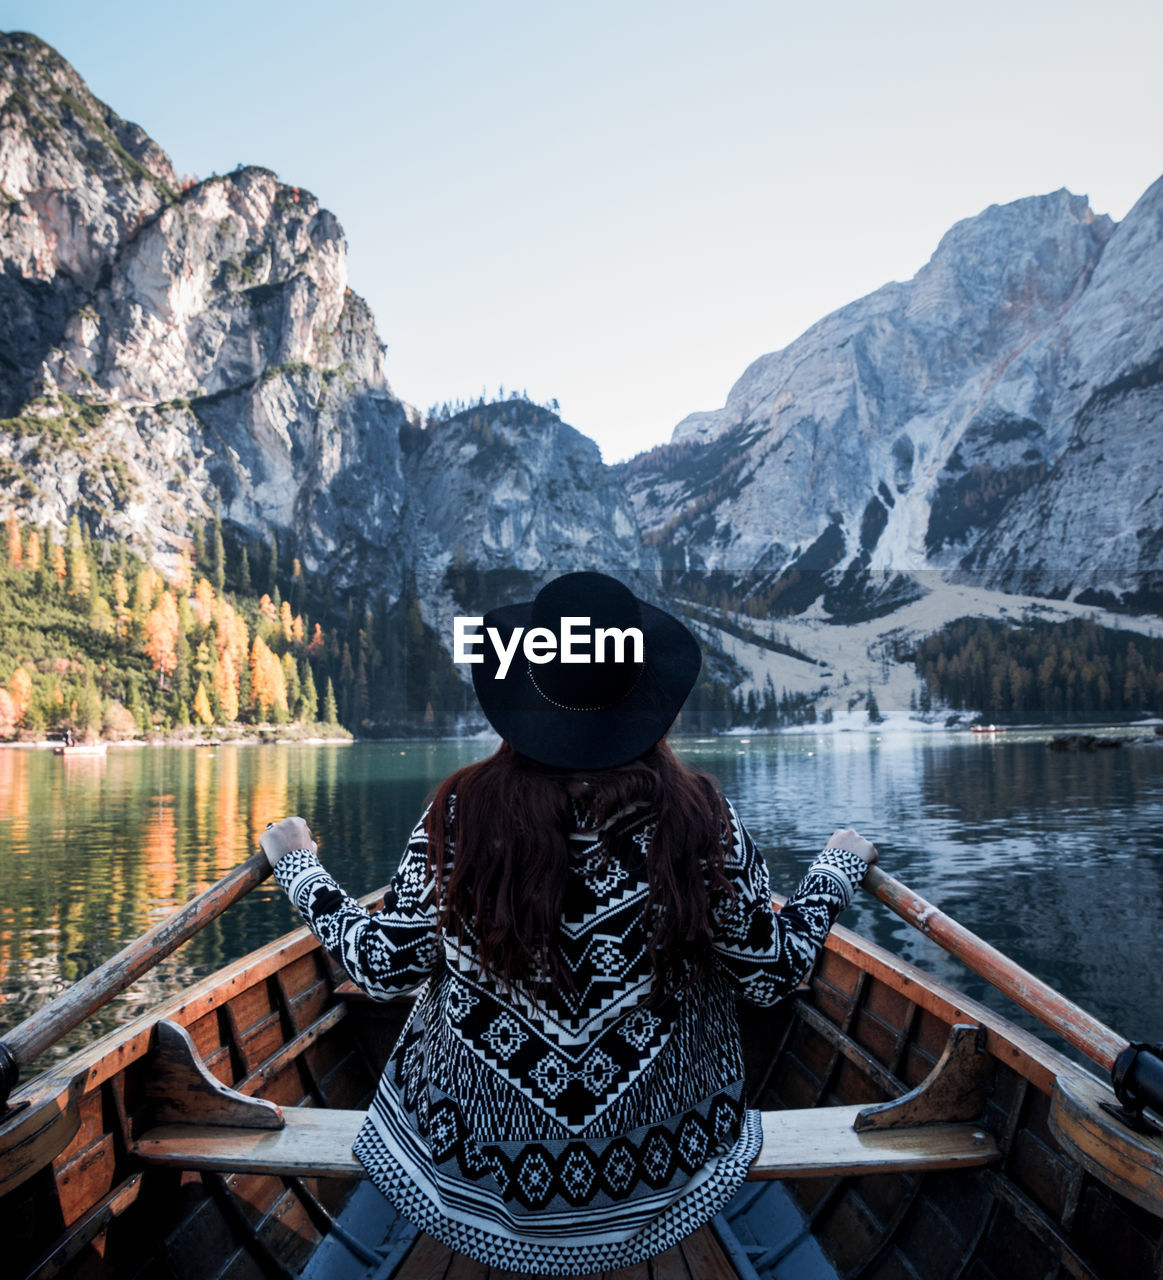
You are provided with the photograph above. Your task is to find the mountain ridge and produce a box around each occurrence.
[0,31,1160,732]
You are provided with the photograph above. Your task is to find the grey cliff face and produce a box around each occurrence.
[404,401,653,577]
[961,176,1163,602]
[616,186,1141,606]
[400,400,659,635]
[0,33,176,415]
[2,27,1160,661]
[0,34,656,607]
[0,32,415,589]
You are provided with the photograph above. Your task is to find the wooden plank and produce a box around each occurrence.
[394,1232,454,1278]
[442,1251,489,1278]
[236,1005,347,1098]
[53,1132,117,1227]
[648,1243,690,1278]
[233,1011,286,1078]
[794,1000,907,1101]
[25,1172,144,1280]
[819,918,1069,1098]
[750,1105,999,1179]
[134,1108,365,1178]
[133,1099,1000,1185]
[677,1224,738,1280]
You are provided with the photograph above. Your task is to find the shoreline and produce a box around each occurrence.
[0,731,355,750]
[4,714,1160,751]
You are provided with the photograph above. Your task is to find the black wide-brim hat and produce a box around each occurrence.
[471,571,701,770]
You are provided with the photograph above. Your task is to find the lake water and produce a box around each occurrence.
[2,731,1162,1079]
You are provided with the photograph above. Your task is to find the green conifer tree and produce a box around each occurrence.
[212,518,226,594]
[299,658,318,723]
[322,676,338,726]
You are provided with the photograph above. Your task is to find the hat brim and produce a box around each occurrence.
[470,598,701,769]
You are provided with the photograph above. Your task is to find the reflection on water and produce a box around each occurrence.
[0,741,489,1072]
[1,732,1162,1076]
[689,731,1163,1058]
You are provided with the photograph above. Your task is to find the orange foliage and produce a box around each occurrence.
[249,636,287,719]
[248,751,290,851]
[144,592,180,679]
[52,543,66,584]
[213,598,250,677]
[0,687,17,737]
[216,648,239,723]
[192,577,215,626]
[214,748,240,874]
[25,530,40,575]
[307,623,325,656]
[280,599,294,642]
[5,514,21,569]
[9,667,32,725]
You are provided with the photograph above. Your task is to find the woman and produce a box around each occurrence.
[260,571,876,1275]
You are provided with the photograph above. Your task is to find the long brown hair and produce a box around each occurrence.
[425,739,734,999]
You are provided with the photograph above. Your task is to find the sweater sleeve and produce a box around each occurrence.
[272,809,439,999]
[711,800,868,1007]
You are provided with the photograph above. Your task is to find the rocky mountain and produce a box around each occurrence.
[620,181,1162,614]
[0,32,654,625]
[0,30,1160,728]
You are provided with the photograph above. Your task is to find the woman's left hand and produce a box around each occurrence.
[260,815,317,869]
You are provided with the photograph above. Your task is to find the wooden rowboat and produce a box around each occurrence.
[2,861,1161,1280]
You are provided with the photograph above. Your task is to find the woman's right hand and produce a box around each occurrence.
[827,828,878,865]
[260,816,317,869]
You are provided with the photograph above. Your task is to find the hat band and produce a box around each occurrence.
[526,661,644,712]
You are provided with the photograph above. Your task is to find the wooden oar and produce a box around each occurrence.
[0,851,272,1111]
[861,865,1127,1072]
[861,865,1163,1120]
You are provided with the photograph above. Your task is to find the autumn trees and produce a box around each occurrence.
[0,514,342,739]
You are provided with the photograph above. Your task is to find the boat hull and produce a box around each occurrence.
[2,897,1159,1279]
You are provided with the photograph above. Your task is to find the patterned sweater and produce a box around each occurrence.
[273,799,867,1276]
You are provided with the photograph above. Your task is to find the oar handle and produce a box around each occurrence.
[0,851,272,1108]
[861,864,1128,1073]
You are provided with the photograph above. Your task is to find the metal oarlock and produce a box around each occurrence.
[1111,1041,1163,1119]
[0,1043,18,1114]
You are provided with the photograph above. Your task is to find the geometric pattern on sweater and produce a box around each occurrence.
[354,1101,764,1276]
[274,798,867,1275]
[415,1082,744,1210]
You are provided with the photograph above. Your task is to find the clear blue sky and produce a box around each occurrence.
[3,0,1161,461]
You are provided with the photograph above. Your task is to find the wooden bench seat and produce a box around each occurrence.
[132,1017,1000,1180]
[134,1102,998,1180]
